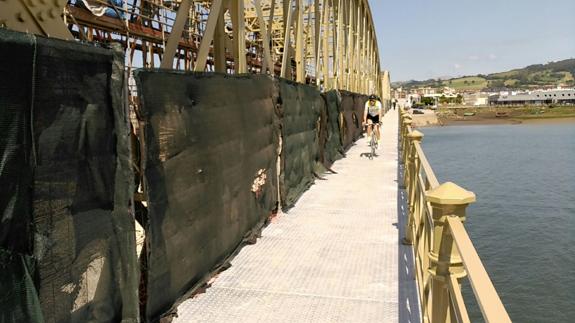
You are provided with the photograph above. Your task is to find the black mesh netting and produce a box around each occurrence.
[320,90,343,167]
[2,27,375,322]
[0,251,43,323]
[135,71,280,321]
[339,90,360,150]
[0,30,35,256]
[0,30,40,323]
[277,79,323,210]
[0,29,139,323]
[353,93,369,141]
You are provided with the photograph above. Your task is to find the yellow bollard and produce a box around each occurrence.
[425,182,476,323]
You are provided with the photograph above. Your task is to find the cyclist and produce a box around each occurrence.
[363,94,383,143]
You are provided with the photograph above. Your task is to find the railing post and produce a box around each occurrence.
[402,114,412,142]
[403,130,423,245]
[425,182,476,323]
[399,109,406,157]
[401,118,412,164]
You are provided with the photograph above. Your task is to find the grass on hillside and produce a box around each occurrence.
[397,59,575,90]
[528,70,570,83]
[442,76,487,90]
[504,79,519,86]
[435,70,573,91]
[490,70,520,79]
[561,71,574,82]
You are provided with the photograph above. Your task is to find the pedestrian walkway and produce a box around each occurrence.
[174,109,420,322]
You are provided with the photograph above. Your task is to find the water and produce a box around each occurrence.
[420,123,575,323]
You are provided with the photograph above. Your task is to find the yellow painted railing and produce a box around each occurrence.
[399,109,511,323]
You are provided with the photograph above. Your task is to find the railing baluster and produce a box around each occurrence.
[447,217,512,323]
[426,182,474,323]
[448,276,471,323]
[399,107,510,323]
[403,130,423,245]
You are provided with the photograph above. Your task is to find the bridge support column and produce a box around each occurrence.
[402,130,423,245]
[425,182,476,323]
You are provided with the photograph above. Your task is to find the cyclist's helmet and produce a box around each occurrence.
[369,94,377,100]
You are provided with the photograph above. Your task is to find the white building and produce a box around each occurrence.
[494,88,575,105]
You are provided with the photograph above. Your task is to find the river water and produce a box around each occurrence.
[420,123,575,323]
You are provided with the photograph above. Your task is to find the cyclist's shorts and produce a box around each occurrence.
[367,114,380,124]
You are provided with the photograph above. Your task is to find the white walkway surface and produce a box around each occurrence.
[174,109,420,322]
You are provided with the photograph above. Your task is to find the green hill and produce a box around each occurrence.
[394,58,575,91]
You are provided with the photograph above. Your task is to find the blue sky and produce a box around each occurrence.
[369,0,575,82]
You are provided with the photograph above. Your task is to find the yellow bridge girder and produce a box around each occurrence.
[0,0,390,96]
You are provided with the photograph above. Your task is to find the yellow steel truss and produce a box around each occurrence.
[1,0,389,97]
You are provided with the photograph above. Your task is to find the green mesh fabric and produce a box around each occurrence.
[277,79,322,209]
[0,29,139,323]
[135,71,280,321]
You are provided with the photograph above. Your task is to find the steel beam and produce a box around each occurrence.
[160,0,193,69]
[1,0,385,93]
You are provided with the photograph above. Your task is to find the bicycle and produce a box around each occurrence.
[364,122,380,160]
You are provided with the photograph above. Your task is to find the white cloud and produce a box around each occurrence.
[454,63,462,69]
[488,53,497,60]
[468,55,480,61]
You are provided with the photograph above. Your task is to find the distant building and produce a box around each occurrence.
[414,87,437,96]
[463,92,490,106]
[493,89,575,105]
[423,93,458,99]
[392,88,407,99]
[442,86,457,95]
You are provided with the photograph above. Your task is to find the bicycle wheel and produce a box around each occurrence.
[370,136,375,159]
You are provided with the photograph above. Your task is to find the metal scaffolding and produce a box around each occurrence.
[1,0,387,97]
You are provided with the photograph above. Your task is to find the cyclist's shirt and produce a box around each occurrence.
[365,100,382,117]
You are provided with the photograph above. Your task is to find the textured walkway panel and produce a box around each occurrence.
[174,109,420,322]
[136,72,280,321]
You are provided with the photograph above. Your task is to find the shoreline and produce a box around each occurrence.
[409,108,575,127]
[434,116,575,127]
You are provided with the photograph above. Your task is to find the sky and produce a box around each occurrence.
[369,0,575,82]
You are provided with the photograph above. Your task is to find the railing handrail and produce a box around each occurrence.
[399,108,511,323]
[414,141,440,189]
[406,124,440,189]
[447,217,512,323]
